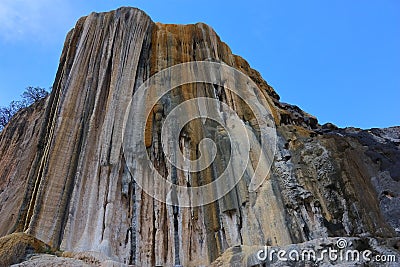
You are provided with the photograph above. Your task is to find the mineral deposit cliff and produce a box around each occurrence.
[0,7,399,267]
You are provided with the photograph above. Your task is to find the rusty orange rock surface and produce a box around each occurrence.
[0,7,399,266]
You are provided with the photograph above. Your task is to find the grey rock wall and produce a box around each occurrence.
[0,7,398,266]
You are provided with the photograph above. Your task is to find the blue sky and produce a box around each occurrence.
[0,0,399,128]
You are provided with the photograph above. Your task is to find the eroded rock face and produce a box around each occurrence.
[0,7,398,266]
[0,232,52,266]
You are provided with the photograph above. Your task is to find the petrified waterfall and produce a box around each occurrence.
[0,7,399,266]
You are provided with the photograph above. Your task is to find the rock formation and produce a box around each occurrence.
[0,7,398,266]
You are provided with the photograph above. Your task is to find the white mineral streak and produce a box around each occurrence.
[0,7,397,267]
[26,9,153,262]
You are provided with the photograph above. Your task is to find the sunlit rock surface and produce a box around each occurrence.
[0,7,399,266]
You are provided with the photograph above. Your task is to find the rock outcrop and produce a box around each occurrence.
[0,7,398,266]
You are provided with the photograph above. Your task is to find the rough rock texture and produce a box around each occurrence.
[0,7,399,266]
[11,254,91,267]
[211,237,400,266]
[0,232,52,266]
[11,252,127,267]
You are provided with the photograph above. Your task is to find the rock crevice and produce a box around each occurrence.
[0,7,398,266]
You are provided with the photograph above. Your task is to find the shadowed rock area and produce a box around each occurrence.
[0,7,399,266]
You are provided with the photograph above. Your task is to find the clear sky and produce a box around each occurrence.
[0,0,399,129]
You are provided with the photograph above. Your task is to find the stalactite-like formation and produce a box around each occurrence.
[0,7,399,266]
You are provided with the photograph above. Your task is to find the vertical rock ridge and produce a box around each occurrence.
[0,7,398,266]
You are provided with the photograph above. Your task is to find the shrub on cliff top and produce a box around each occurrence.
[0,86,49,131]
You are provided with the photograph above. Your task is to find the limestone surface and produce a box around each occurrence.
[0,7,398,266]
